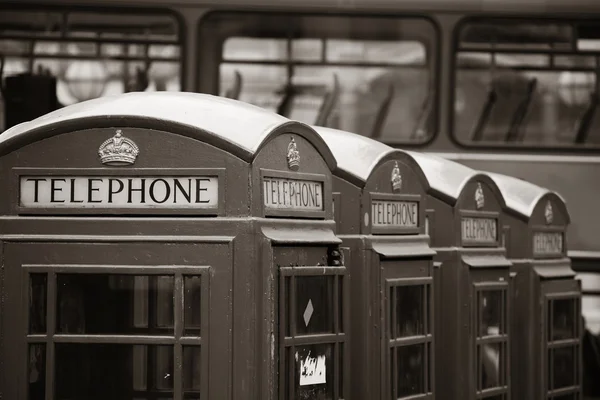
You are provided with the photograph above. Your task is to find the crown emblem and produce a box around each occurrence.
[475,182,485,209]
[98,130,139,166]
[545,201,554,225]
[391,161,402,191]
[287,137,300,171]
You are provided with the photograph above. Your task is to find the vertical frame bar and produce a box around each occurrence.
[174,273,183,400]
[45,272,56,400]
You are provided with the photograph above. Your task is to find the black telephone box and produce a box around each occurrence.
[408,152,512,400]
[0,92,347,400]
[314,126,435,400]
[488,172,582,400]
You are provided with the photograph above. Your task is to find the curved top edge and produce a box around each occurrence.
[406,150,481,201]
[0,92,300,158]
[312,126,396,184]
[486,171,569,221]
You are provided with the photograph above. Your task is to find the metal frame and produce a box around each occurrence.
[23,263,210,400]
[278,265,347,400]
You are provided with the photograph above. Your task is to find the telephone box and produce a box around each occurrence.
[487,172,582,400]
[313,126,435,400]
[407,152,512,400]
[0,92,347,400]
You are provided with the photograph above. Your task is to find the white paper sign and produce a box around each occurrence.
[533,232,563,255]
[263,177,323,211]
[20,176,218,209]
[299,352,327,386]
[461,217,497,244]
[371,200,418,228]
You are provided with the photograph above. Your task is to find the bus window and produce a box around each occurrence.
[0,7,182,131]
[454,19,600,148]
[198,13,437,145]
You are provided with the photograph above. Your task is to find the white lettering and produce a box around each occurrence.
[263,177,323,211]
[20,176,218,209]
[371,200,418,228]
[461,217,497,244]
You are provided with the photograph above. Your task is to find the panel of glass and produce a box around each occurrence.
[184,276,202,336]
[295,276,334,335]
[56,274,174,334]
[552,298,577,341]
[395,285,424,337]
[29,274,47,334]
[0,9,182,132]
[293,343,334,400]
[453,20,600,147]
[28,344,45,400]
[552,346,576,389]
[481,343,504,390]
[55,344,173,399]
[208,13,436,144]
[183,346,201,399]
[480,290,504,337]
[396,344,425,398]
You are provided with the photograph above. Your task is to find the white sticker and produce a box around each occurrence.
[299,351,326,386]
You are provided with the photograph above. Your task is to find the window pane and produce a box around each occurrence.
[183,346,201,398]
[293,343,334,399]
[552,346,576,389]
[184,276,202,336]
[553,298,577,341]
[29,274,47,334]
[396,344,425,398]
[395,285,424,337]
[296,276,334,335]
[56,274,174,335]
[0,9,182,132]
[453,19,600,147]
[29,344,45,400]
[55,344,173,399]
[480,290,504,336]
[206,13,436,145]
[481,343,504,390]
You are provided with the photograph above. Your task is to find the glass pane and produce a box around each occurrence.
[183,346,201,398]
[553,298,577,340]
[294,343,334,400]
[28,344,45,400]
[481,343,504,390]
[184,276,202,336]
[0,9,181,121]
[29,274,47,334]
[481,290,504,337]
[395,285,424,337]
[55,344,173,399]
[208,13,436,144]
[56,274,174,334]
[552,346,576,389]
[453,20,600,147]
[295,276,334,335]
[396,344,425,398]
